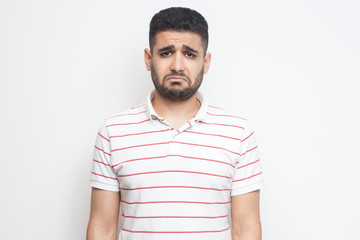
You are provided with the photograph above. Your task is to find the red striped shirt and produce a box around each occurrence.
[90,91,263,239]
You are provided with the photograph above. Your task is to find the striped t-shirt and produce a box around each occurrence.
[90,91,264,240]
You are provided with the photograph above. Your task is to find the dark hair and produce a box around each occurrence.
[149,7,209,53]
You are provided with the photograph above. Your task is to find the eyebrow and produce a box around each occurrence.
[157,45,175,53]
[157,45,199,54]
[183,45,198,54]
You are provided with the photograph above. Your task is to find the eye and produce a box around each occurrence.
[160,51,172,57]
[184,52,196,58]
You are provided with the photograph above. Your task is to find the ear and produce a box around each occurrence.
[144,48,152,71]
[203,52,212,74]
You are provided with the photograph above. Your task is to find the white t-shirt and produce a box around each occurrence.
[90,91,263,240]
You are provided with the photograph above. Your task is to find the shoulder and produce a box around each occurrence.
[103,102,148,127]
[205,104,249,128]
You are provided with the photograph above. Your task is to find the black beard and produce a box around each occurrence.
[151,64,204,101]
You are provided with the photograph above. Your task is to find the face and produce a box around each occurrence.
[145,31,211,101]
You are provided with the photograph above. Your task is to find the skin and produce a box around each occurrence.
[231,190,262,240]
[87,30,261,240]
[144,31,211,129]
[86,188,120,240]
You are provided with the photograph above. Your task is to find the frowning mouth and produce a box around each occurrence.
[164,74,191,84]
[166,77,188,83]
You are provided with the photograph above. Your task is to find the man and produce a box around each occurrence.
[87,7,263,240]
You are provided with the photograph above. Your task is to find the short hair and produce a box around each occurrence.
[149,7,209,54]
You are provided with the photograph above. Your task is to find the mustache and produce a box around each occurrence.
[163,72,191,82]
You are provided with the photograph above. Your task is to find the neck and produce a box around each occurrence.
[152,90,201,129]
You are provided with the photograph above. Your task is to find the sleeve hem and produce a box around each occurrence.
[90,181,120,192]
[231,182,264,196]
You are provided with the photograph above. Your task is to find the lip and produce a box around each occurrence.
[166,77,189,83]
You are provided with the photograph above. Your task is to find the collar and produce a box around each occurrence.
[145,90,208,121]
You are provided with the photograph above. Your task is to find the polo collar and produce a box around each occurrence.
[145,90,208,121]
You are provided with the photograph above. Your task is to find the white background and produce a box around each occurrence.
[1,0,359,239]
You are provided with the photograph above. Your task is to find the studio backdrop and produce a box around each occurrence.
[0,0,359,239]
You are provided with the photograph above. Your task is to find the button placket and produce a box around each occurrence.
[166,128,179,156]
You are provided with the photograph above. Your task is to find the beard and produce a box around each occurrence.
[151,63,204,101]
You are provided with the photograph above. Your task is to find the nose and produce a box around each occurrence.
[170,52,185,72]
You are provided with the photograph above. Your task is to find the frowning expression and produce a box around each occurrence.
[145,31,211,100]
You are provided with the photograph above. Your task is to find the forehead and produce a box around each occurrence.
[154,31,203,50]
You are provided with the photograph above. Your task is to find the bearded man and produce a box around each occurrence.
[87,7,264,240]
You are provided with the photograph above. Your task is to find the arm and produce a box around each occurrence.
[231,190,261,240]
[87,187,121,240]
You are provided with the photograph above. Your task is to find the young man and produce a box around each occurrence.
[87,7,263,240]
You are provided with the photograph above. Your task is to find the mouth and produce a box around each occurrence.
[167,77,187,82]
[165,75,190,85]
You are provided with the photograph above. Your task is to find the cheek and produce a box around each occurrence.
[153,60,170,75]
[187,62,203,77]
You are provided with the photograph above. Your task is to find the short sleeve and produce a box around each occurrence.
[90,122,120,192]
[231,121,264,196]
